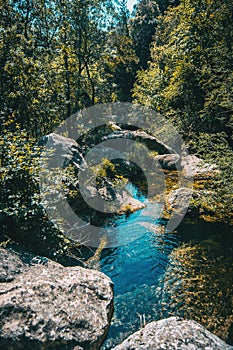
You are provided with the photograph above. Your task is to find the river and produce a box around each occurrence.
[99,184,233,349]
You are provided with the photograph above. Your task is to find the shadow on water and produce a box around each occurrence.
[100,185,233,349]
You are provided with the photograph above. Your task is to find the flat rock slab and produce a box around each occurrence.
[166,187,194,212]
[0,249,114,350]
[117,190,146,214]
[112,317,233,350]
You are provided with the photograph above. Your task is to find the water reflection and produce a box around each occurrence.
[100,187,233,348]
[155,236,233,345]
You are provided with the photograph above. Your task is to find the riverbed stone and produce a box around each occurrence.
[82,182,145,215]
[181,154,219,179]
[166,187,196,215]
[0,248,114,350]
[38,132,86,170]
[104,129,174,154]
[153,154,181,170]
[117,189,146,214]
[112,317,233,350]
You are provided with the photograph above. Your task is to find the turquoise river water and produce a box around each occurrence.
[99,184,233,349]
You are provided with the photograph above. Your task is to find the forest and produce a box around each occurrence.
[0,0,233,348]
[1,0,232,246]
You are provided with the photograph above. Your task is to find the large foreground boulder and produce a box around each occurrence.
[112,317,233,350]
[0,248,114,350]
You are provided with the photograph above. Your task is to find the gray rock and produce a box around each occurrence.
[112,317,233,350]
[82,178,145,215]
[83,186,145,215]
[153,154,181,171]
[104,130,175,154]
[0,249,114,350]
[181,155,219,179]
[0,248,27,282]
[39,132,86,170]
[97,177,146,214]
[166,187,194,212]
[116,189,146,214]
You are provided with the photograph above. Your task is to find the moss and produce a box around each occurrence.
[119,203,135,215]
[163,168,233,225]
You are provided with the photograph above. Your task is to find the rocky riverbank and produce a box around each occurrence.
[0,247,113,350]
[40,132,228,225]
[1,129,231,349]
[1,247,233,350]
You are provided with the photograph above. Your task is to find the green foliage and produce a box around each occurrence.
[0,0,130,137]
[0,0,232,260]
[130,0,179,70]
[188,132,233,223]
[0,125,85,262]
[130,0,160,70]
[101,1,139,102]
[133,0,233,222]
[96,158,116,178]
[102,30,138,102]
[133,0,233,135]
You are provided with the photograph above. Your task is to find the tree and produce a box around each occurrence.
[133,0,233,136]
[0,0,117,137]
[0,0,65,137]
[130,0,180,70]
[101,0,138,101]
[133,0,233,223]
[130,0,160,70]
